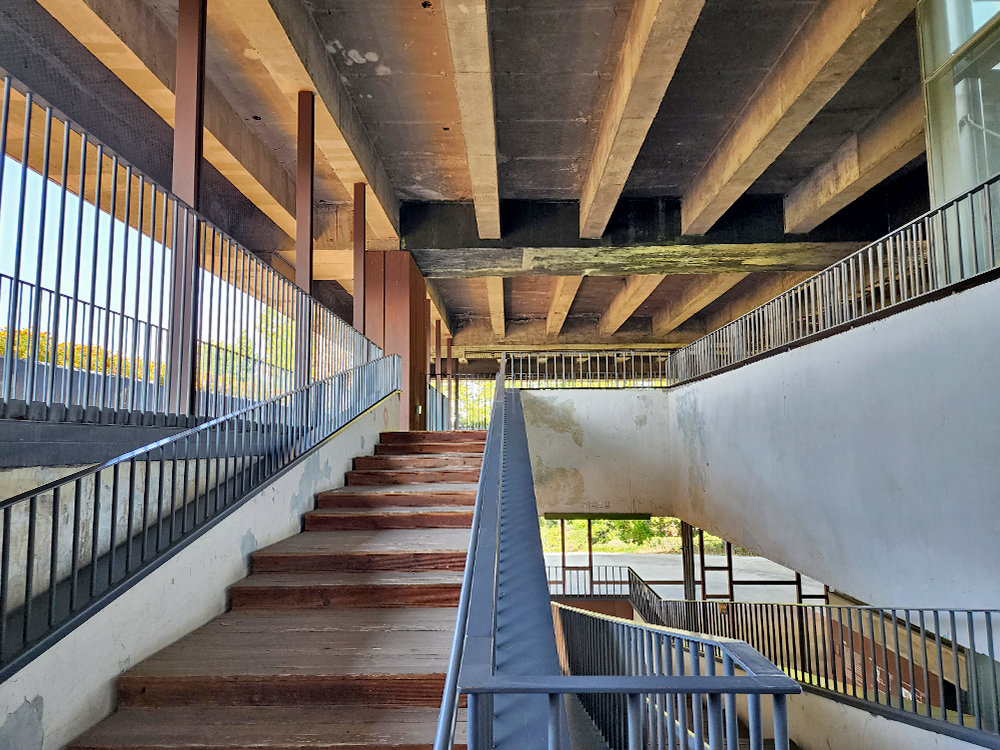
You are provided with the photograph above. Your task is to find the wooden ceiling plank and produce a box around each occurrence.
[546,276,585,338]
[442,0,500,240]
[784,86,925,234]
[598,275,666,336]
[703,271,816,334]
[681,0,917,235]
[580,0,706,239]
[651,273,748,336]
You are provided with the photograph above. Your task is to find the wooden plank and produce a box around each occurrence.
[442,0,500,239]
[579,0,707,238]
[598,275,666,335]
[381,430,488,443]
[71,705,467,749]
[252,530,469,572]
[354,454,484,470]
[784,86,925,233]
[651,273,749,336]
[546,277,584,338]
[317,487,477,508]
[681,0,917,235]
[229,571,464,608]
[346,468,482,486]
[304,508,474,531]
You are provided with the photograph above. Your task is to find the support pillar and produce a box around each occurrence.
[381,251,427,430]
[353,183,366,333]
[364,251,385,349]
[295,91,314,387]
[681,521,696,601]
[446,337,453,429]
[167,0,206,417]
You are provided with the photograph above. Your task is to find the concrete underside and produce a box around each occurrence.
[521,276,1000,609]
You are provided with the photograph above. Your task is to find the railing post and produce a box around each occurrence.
[548,693,563,750]
[772,693,789,750]
[723,653,739,750]
[626,692,643,750]
[748,693,763,750]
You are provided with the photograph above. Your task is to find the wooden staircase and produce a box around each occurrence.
[70,430,486,750]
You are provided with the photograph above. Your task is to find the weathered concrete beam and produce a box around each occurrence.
[546,277,584,337]
[262,0,400,239]
[443,0,500,240]
[784,87,925,234]
[651,273,748,336]
[681,0,916,235]
[580,0,706,239]
[486,277,506,339]
[702,271,816,333]
[453,319,701,349]
[599,275,666,335]
[36,0,298,237]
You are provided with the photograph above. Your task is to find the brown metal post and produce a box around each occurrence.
[681,521,696,600]
[168,0,206,416]
[451,348,459,429]
[353,183,366,333]
[726,541,736,602]
[296,91,314,295]
[295,91,314,387]
[698,529,708,601]
[435,321,442,393]
[560,519,567,591]
[445,336,453,429]
[587,518,594,596]
[173,0,206,208]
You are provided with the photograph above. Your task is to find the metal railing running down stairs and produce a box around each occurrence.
[630,571,1000,749]
[0,355,401,681]
[433,360,800,750]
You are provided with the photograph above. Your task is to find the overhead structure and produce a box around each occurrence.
[599,275,666,336]
[784,87,925,234]
[681,0,917,235]
[443,0,501,240]
[651,273,748,336]
[486,277,506,339]
[546,277,584,338]
[579,0,706,239]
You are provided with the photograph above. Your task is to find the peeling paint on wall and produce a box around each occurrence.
[674,390,707,515]
[522,396,584,447]
[0,696,43,750]
[532,455,585,508]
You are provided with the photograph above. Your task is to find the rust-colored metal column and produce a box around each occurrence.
[434,320,442,394]
[353,183,366,333]
[445,336,453,429]
[296,91,314,294]
[168,0,206,417]
[172,0,206,207]
[450,345,458,429]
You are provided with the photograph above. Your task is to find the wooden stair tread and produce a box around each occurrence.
[355,455,484,469]
[123,608,458,678]
[320,484,478,496]
[380,431,486,443]
[70,705,467,749]
[375,443,485,455]
[255,530,469,556]
[306,507,473,517]
[231,571,463,588]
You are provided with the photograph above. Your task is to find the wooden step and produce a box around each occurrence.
[70,705,467,749]
[375,441,486,455]
[347,468,481,486]
[117,608,458,707]
[317,485,477,509]
[354,453,484,470]
[252,530,469,573]
[380,430,487,444]
[304,507,474,531]
[229,571,463,608]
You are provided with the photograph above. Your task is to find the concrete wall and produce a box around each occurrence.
[0,394,399,750]
[522,278,1000,608]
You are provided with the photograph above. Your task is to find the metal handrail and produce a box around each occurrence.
[629,571,1000,747]
[0,355,401,680]
[0,71,381,423]
[434,356,800,750]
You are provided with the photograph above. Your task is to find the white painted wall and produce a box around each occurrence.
[522,278,1000,609]
[0,394,399,750]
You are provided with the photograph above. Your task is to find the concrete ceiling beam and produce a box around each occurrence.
[546,277,585,338]
[232,0,400,241]
[680,0,916,235]
[486,277,506,339]
[651,273,748,337]
[36,0,298,237]
[453,320,700,349]
[598,275,666,336]
[784,86,925,234]
[579,0,706,239]
[443,0,500,240]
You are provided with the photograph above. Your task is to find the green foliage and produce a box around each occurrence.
[538,516,751,556]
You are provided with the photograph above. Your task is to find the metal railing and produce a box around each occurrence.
[0,355,400,680]
[0,72,380,424]
[547,564,631,597]
[630,573,1000,747]
[433,367,800,750]
[503,171,1000,390]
